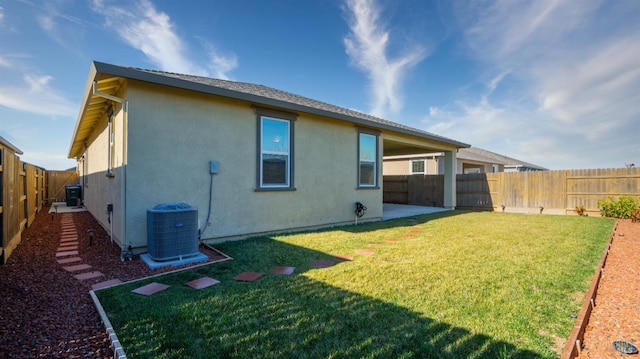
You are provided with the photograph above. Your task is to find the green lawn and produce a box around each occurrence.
[96,211,614,358]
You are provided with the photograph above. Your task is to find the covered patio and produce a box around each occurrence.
[381,203,450,221]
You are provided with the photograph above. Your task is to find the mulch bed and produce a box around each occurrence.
[1,206,638,358]
[0,205,228,358]
[579,219,640,358]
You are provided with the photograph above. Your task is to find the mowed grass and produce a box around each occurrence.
[96,211,614,358]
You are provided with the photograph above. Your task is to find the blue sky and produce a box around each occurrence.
[1,0,639,170]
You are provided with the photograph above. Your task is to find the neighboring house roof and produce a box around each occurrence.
[69,61,469,158]
[458,147,547,170]
[383,147,547,171]
[0,135,23,155]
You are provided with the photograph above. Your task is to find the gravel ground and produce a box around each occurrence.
[1,206,637,358]
[0,205,228,358]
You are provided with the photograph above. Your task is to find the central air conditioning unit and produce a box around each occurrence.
[146,202,199,261]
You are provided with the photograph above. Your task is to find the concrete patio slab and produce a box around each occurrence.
[381,203,449,221]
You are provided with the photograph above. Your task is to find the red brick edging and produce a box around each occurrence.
[561,221,618,358]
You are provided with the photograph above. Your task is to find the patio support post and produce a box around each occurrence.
[443,150,456,209]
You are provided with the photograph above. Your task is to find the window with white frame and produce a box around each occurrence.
[411,160,426,174]
[106,107,114,177]
[358,130,379,187]
[256,107,296,190]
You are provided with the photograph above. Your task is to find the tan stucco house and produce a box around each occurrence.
[68,61,469,256]
[384,147,547,175]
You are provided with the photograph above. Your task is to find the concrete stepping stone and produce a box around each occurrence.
[312,260,335,268]
[74,271,104,280]
[57,257,83,264]
[271,266,295,275]
[355,249,375,255]
[60,237,79,243]
[233,272,264,282]
[132,282,169,296]
[58,247,79,253]
[186,277,220,289]
[384,239,399,243]
[368,243,384,247]
[56,250,79,257]
[63,263,92,272]
[92,279,122,291]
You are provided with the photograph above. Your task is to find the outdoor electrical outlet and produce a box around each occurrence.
[210,160,219,174]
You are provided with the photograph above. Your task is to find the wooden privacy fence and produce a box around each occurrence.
[1,152,77,263]
[384,167,640,215]
[47,170,79,202]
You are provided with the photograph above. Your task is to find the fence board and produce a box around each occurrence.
[1,152,24,264]
[383,167,640,215]
[47,171,78,203]
[1,152,52,263]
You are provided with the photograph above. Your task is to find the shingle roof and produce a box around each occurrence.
[458,147,547,170]
[104,62,470,147]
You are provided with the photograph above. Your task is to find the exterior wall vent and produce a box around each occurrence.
[146,202,199,261]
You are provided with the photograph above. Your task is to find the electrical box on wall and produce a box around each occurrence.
[210,160,219,174]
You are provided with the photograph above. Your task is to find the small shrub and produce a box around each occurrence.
[575,205,588,216]
[632,208,640,223]
[597,196,640,219]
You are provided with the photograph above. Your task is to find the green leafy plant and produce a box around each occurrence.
[597,196,640,219]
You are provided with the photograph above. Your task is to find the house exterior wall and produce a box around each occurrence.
[384,157,503,175]
[383,159,408,175]
[90,81,383,250]
[78,99,126,246]
[383,156,440,175]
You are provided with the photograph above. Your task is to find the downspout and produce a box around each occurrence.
[92,81,130,260]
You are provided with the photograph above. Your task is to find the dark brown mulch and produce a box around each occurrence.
[0,205,228,358]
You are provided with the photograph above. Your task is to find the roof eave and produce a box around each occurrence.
[68,62,100,159]
[88,61,470,149]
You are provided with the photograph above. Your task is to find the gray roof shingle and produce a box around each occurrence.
[93,62,469,148]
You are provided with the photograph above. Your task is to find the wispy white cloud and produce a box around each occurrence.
[92,0,237,79]
[425,0,640,169]
[343,0,426,118]
[32,1,91,51]
[0,74,77,117]
[0,55,12,68]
